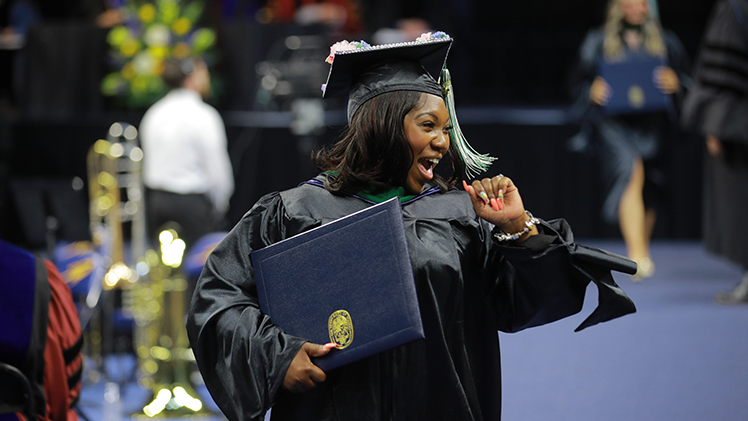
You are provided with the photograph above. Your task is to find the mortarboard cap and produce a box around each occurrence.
[322,36,452,122]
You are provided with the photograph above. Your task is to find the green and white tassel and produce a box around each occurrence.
[440,66,496,178]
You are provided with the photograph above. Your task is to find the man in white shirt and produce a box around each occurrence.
[139,57,234,248]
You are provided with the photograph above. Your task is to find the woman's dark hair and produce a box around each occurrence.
[312,91,464,194]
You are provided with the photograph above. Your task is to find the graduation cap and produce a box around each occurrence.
[322,33,495,177]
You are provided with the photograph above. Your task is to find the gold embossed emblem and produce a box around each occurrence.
[628,84,645,109]
[328,310,354,349]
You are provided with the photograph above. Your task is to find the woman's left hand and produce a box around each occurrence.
[654,66,680,95]
[463,175,536,241]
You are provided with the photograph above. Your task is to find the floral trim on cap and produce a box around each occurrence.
[325,40,371,64]
[415,31,449,42]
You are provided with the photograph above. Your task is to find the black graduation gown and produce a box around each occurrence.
[681,0,748,269]
[186,175,635,421]
[570,27,690,223]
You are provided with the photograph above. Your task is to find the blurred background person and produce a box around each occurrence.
[358,0,468,81]
[0,0,39,37]
[90,0,124,29]
[681,0,748,304]
[369,15,430,45]
[0,238,83,421]
[40,0,122,26]
[0,0,39,112]
[139,57,234,250]
[570,0,690,280]
[256,0,362,35]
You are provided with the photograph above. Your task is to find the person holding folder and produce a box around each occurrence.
[187,32,637,421]
[570,0,690,279]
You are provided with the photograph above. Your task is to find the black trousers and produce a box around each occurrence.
[146,188,216,251]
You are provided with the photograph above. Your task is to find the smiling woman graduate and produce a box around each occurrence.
[186,33,637,421]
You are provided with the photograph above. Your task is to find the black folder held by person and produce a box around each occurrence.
[599,57,671,115]
[250,197,424,371]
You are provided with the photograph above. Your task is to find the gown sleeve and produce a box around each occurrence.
[486,218,637,333]
[567,29,605,154]
[570,29,604,120]
[663,29,692,116]
[681,0,748,144]
[186,192,308,421]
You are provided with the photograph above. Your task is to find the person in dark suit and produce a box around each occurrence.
[681,0,748,304]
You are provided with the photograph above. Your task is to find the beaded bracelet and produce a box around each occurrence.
[493,211,540,242]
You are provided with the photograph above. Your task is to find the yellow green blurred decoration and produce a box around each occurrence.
[102,0,217,108]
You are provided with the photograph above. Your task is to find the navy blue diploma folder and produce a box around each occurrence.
[250,197,424,371]
[599,57,671,115]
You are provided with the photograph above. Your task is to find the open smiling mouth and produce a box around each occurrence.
[418,157,440,178]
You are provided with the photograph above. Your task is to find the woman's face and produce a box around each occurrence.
[621,0,648,25]
[403,93,451,194]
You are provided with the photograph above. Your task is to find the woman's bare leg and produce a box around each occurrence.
[618,158,653,277]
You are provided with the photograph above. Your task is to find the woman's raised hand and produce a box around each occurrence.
[463,175,536,241]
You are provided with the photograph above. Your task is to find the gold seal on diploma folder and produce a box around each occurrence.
[328,310,354,349]
[628,84,645,109]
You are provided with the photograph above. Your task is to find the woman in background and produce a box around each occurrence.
[571,0,689,279]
